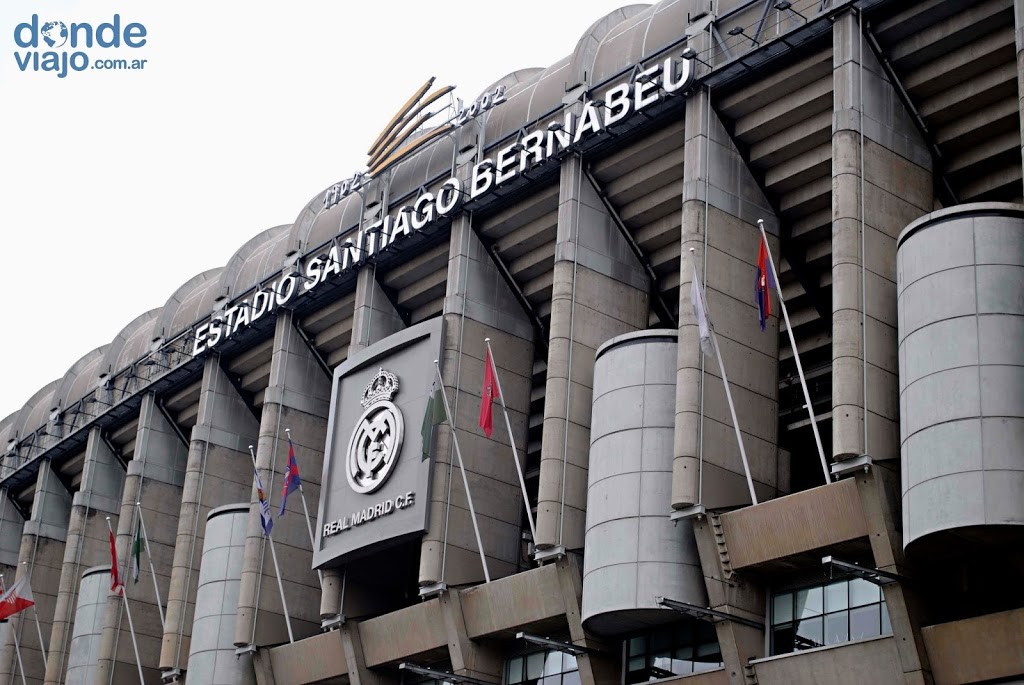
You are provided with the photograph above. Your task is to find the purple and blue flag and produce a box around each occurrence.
[279,437,302,516]
[755,236,776,331]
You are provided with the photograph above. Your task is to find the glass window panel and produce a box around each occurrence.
[507,657,523,684]
[850,604,881,640]
[628,637,646,657]
[695,643,721,659]
[824,581,849,613]
[824,611,849,645]
[849,579,880,607]
[652,656,673,673]
[772,592,793,625]
[650,630,672,652]
[881,602,892,636]
[696,622,718,644]
[526,653,545,680]
[670,659,694,675]
[693,660,720,673]
[561,671,580,685]
[540,675,560,685]
[794,616,823,649]
[561,652,577,672]
[674,622,694,644]
[543,653,562,676]
[627,656,645,672]
[795,587,823,619]
[771,624,795,655]
[673,646,693,660]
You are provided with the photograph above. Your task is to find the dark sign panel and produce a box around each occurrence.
[314,318,443,567]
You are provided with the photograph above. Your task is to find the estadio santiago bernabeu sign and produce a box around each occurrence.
[314,318,443,567]
[190,57,694,357]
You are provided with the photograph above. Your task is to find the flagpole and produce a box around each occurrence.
[19,564,46,667]
[757,219,830,484]
[249,446,295,643]
[691,253,758,505]
[483,339,538,545]
[106,518,144,685]
[1,574,27,685]
[284,429,324,588]
[135,503,166,630]
[434,361,491,583]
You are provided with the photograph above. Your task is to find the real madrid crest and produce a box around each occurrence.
[346,368,405,494]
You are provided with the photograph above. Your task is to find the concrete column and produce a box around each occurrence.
[321,263,405,620]
[536,155,650,551]
[855,467,933,685]
[339,621,393,685]
[672,86,783,510]
[95,392,188,684]
[692,517,765,685]
[831,10,934,461]
[555,555,618,685]
[0,460,72,685]
[236,309,331,649]
[44,429,124,685]
[439,590,501,682]
[159,356,260,675]
[1016,0,1024,189]
[419,211,535,585]
[0,489,24,572]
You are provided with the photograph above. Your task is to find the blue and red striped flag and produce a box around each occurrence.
[279,437,302,516]
[255,468,273,536]
[755,235,776,331]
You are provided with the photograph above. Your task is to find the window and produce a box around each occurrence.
[770,578,892,655]
[506,649,580,685]
[625,623,722,683]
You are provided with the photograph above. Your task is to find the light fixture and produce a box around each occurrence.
[728,26,759,45]
[774,1,808,20]
[821,556,905,586]
[656,596,764,630]
[680,47,713,68]
[399,663,494,685]
[515,632,597,656]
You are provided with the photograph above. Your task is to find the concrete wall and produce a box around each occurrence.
[583,331,706,635]
[897,203,1024,552]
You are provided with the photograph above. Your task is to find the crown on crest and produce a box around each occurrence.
[361,368,400,408]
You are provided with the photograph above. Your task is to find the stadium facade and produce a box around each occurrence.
[2,0,1023,683]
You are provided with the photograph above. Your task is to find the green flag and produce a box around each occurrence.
[421,378,447,461]
[131,520,142,583]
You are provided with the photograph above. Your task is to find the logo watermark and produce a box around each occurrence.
[13,14,148,78]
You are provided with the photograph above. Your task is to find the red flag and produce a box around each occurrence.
[478,349,499,438]
[109,528,121,591]
[0,576,35,621]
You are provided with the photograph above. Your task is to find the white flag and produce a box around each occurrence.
[690,264,715,358]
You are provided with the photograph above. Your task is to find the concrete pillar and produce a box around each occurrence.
[0,460,72,685]
[95,392,188,684]
[159,356,260,675]
[535,155,650,552]
[419,211,535,585]
[831,10,934,461]
[321,265,405,621]
[555,555,618,685]
[672,86,783,511]
[236,309,331,649]
[339,622,393,685]
[44,429,124,684]
[63,566,110,685]
[439,591,502,682]
[692,517,765,685]
[1016,0,1024,190]
[0,489,24,572]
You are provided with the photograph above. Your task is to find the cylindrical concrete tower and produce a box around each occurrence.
[186,504,257,685]
[582,331,707,635]
[897,203,1024,554]
[65,566,111,685]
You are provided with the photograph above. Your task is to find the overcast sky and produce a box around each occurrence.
[0,0,637,421]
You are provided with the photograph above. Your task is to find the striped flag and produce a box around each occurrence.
[690,264,715,357]
[421,377,447,461]
[279,437,302,516]
[131,520,142,583]
[755,235,776,331]
[255,468,274,536]
[109,528,121,591]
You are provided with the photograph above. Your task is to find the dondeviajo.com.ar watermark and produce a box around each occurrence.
[12,15,148,78]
